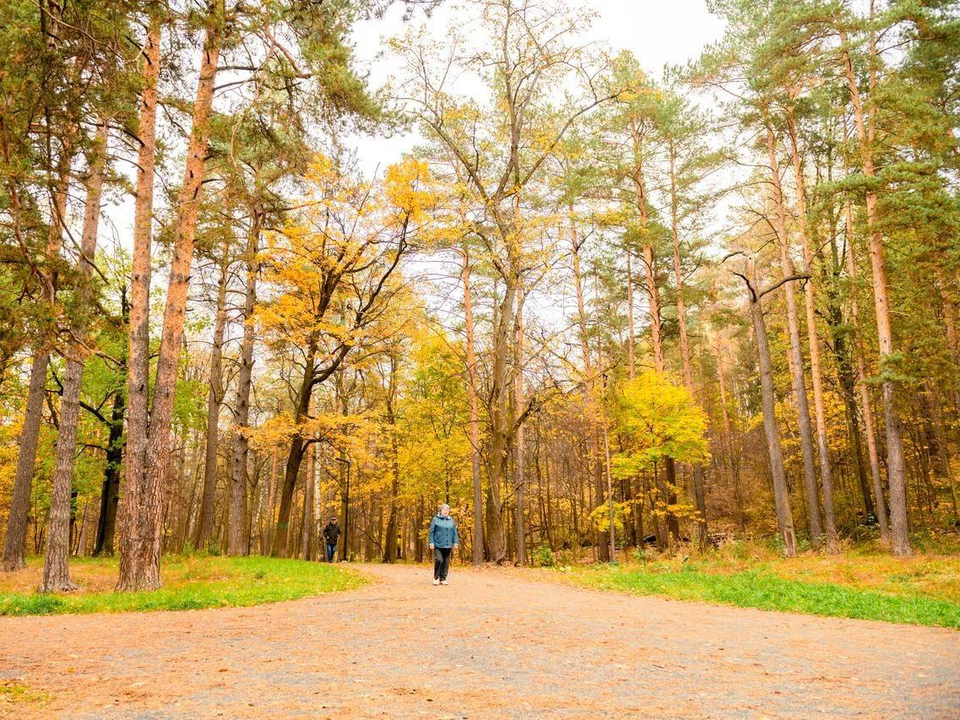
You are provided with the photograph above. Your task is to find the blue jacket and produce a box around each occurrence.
[429,514,459,549]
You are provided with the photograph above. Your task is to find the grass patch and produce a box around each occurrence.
[0,680,52,707]
[548,544,960,629]
[0,555,365,617]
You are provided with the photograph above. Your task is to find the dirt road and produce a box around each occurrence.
[1,564,958,717]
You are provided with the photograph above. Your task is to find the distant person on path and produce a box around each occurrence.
[323,517,341,562]
[429,504,459,585]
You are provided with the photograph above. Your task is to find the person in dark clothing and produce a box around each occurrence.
[323,517,341,562]
[428,503,459,585]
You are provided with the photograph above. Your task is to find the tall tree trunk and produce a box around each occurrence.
[926,383,959,525]
[934,266,960,416]
[94,389,125,556]
[272,345,315,556]
[844,201,890,542]
[713,338,744,529]
[484,247,517,564]
[384,359,401,564]
[229,213,260,556]
[785,113,838,552]
[195,247,230,550]
[513,302,526,565]
[745,265,797,557]
[841,35,912,555]
[462,244,484,565]
[117,16,162,586]
[638,189,678,546]
[302,395,317,561]
[668,142,707,549]
[765,124,824,549]
[570,211,606,560]
[626,248,636,380]
[826,223,875,520]
[119,20,222,590]
[41,123,108,592]
[1,133,74,572]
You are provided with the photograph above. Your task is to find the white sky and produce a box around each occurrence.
[347,0,726,173]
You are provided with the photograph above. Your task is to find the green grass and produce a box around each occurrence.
[0,681,52,706]
[549,547,960,629]
[0,555,365,617]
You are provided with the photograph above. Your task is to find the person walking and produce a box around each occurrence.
[428,503,459,585]
[323,517,341,562]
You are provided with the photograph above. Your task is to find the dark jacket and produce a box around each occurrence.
[323,522,341,546]
[428,514,459,549]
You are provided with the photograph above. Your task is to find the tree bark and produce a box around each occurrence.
[195,247,230,550]
[785,112,838,551]
[119,20,222,590]
[272,343,316,556]
[2,132,74,572]
[626,248,636,380]
[483,253,516,564]
[383,358,401,563]
[462,244,484,565]
[569,211,606,560]
[94,389,125,556]
[229,210,260,556]
[714,338,744,529]
[746,267,797,556]
[668,142,707,549]
[841,36,911,554]
[844,200,890,542]
[513,301,526,565]
[301,394,317,561]
[41,123,108,592]
[117,15,162,586]
[765,124,824,549]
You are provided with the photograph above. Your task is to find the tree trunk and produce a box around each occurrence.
[117,15,162,587]
[569,212,606,559]
[229,211,260,556]
[841,36,912,556]
[41,123,108,592]
[94,390,125,556]
[119,21,221,590]
[2,351,50,571]
[845,201,890,542]
[825,223,875,520]
[2,133,74,572]
[626,248,635,380]
[383,360,401,564]
[462,244,484,565]
[765,124,824,549]
[747,268,797,557]
[785,113,838,551]
[513,302,526,565]
[714,339,744,529]
[272,344,315,556]
[668,143,707,549]
[926,383,959,524]
[301,416,316,561]
[484,254,517,563]
[195,248,230,550]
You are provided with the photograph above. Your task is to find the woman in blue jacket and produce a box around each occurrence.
[428,504,459,585]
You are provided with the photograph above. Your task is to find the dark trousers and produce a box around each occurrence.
[326,543,337,562]
[433,547,452,580]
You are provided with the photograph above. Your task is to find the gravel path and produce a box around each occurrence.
[1,563,958,718]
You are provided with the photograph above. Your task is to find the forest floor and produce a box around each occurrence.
[2,563,959,718]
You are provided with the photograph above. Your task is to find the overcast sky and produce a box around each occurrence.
[346,0,727,173]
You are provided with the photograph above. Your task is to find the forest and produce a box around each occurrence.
[1,0,959,597]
